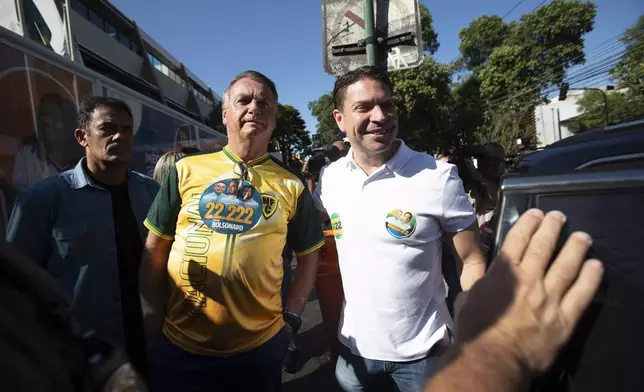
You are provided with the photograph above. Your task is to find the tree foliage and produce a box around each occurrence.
[612,15,644,93]
[458,15,510,70]
[308,94,340,144]
[451,75,484,147]
[273,104,311,160]
[574,89,644,131]
[419,4,439,55]
[457,1,596,153]
[390,58,454,153]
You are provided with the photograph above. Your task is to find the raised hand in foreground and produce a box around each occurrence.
[427,209,604,392]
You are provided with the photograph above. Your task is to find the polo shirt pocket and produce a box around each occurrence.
[52,224,89,263]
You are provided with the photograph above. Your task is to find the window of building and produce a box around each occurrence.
[119,34,131,50]
[105,22,118,40]
[70,0,88,17]
[131,41,140,55]
[23,0,52,48]
[88,9,103,30]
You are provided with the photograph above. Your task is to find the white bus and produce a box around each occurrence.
[0,24,228,192]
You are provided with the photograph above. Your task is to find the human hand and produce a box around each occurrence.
[456,209,603,374]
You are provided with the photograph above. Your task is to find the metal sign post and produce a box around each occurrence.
[322,0,423,76]
[363,0,377,67]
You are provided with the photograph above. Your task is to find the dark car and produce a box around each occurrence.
[497,119,644,392]
[512,119,644,174]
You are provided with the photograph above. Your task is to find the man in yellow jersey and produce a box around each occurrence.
[140,71,323,392]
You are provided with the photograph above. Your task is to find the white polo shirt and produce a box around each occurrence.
[313,140,476,361]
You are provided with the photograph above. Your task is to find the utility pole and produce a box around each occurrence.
[363,0,378,67]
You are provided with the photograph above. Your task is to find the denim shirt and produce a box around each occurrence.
[6,159,160,347]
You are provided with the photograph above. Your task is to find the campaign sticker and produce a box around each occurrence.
[385,209,416,239]
[330,213,343,239]
[199,179,262,235]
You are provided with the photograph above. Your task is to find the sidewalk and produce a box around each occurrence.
[281,257,342,391]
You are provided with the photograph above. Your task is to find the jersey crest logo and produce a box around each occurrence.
[261,193,279,220]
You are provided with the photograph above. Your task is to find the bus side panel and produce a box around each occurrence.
[0,39,93,190]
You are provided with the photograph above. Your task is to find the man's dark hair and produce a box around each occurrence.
[222,70,278,107]
[77,96,132,132]
[333,66,394,110]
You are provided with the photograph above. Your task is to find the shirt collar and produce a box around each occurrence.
[344,139,413,173]
[69,157,135,190]
[223,146,270,166]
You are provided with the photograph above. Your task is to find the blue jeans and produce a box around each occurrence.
[335,344,444,392]
[148,328,290,392]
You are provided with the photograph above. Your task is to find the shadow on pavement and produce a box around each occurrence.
[290,323,328,373]
[281,361,342,392]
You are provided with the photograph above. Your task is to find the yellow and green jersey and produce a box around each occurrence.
[144,146,323,356]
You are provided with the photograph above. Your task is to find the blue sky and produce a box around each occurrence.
[111,0,643,134]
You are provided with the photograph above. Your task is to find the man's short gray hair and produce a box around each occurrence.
[221,70,278,108]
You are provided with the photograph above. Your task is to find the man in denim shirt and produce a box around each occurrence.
[6,97,159,377]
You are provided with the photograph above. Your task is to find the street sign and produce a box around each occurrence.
[322,0,423,76]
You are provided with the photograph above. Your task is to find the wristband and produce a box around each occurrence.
[283,311,302,334]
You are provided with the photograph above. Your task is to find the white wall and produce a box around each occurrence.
[534,93,584,147]
[0,0,22,35]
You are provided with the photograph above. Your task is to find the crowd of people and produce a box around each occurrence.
[0,66,603,392]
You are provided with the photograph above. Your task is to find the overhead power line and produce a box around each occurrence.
[478,33,644,111]
[531,0,549,13]
[502,0,530,20]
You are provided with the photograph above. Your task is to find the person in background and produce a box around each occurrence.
[303,140,349,196]
[152,151,186,184]
[140,70,323,392]
[12,94,81,189]
[470,142,506,231]
[313,66,487,391]
[6,96,160,378]
[425,209,603,392]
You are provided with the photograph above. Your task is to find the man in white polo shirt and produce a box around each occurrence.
[312,66,487,392]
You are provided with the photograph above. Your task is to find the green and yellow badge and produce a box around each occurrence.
[385,209,416,239]
[330,213,343,239]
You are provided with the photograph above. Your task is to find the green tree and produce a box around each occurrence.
[390,57,454,153]
[574,89,644,131]
[419,4,439,55]
[477,1,596,106]
[458,15,510,70]
[612,15,644,93]
[308,94,340,144]
[451,74,485,147]
[273,104,311,161]
[453,1,596,153]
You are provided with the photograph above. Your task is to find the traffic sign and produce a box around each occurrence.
[322,0,423,76]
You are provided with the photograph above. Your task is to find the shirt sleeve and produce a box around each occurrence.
[6,186,54,266]
[440,166,477,233]
[144,163,181,240]
[288,187,324,257]
[312,165,327,214]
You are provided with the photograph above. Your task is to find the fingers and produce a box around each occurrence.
[498,209,544,265]
[520,211,567,277]
[560,259,604,330]
[544,231,593,301]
